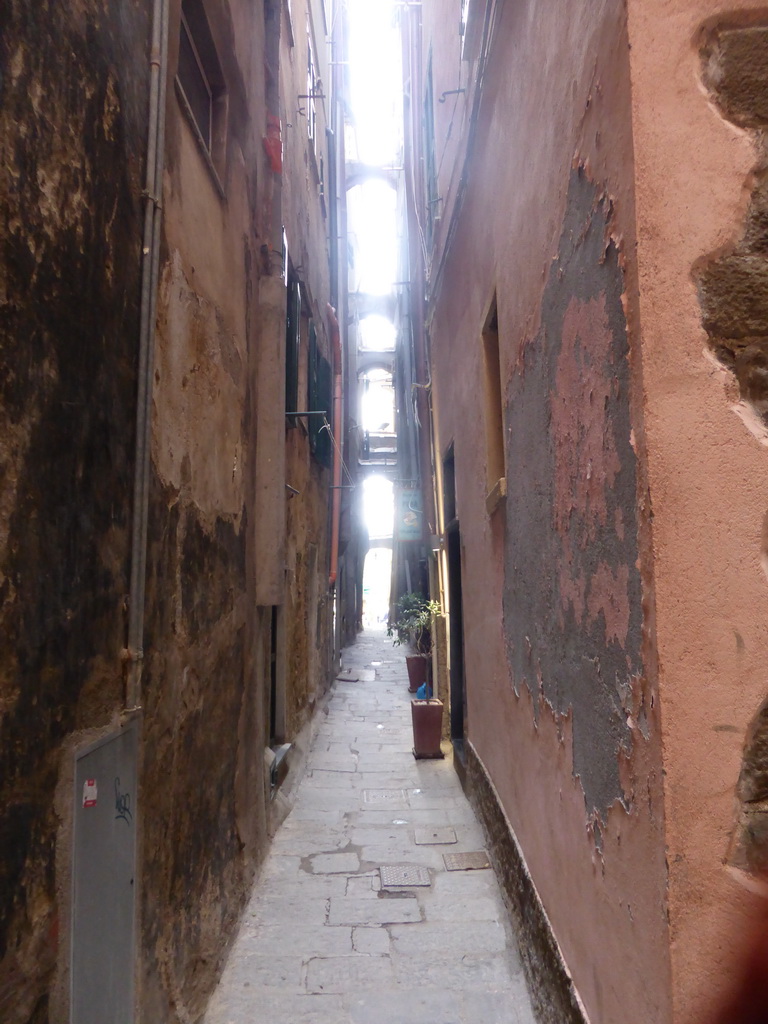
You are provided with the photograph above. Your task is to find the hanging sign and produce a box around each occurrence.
[398,488,423,541]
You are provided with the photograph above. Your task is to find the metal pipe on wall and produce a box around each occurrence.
[126,0,170,712]
[328,303,343,586]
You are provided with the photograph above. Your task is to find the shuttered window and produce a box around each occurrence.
[308,323,332,468]
[285,273,301,415]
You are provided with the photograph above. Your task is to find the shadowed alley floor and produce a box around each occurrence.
[202,628,537,1024]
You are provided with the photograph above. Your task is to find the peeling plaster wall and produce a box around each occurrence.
[141,0,338,1005]
[136,1,272,1017]
[0,2,148,1020]
[423,1,670,1022]
[140,0,338,1009]
[504,170,644,819]
[626,0,768,1018]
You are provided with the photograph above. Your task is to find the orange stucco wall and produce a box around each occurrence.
[627,1,768,1018]
[422,1,671,1021]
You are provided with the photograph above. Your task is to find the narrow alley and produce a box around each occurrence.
[7,1,768,1022]
[202,628,536,1024]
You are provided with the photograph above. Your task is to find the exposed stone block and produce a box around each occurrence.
[703,26,768,128]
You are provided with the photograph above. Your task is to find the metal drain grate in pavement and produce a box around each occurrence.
[443,851,491,871]
[414,827,457,845]
[380,865,431,887]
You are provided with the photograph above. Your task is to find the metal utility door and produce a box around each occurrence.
[71,725,138,1024]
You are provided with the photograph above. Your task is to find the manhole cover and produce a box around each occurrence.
[443,851,490,871]
[414,827,457,846]
[364,789,406,804]
[380,865,431,887]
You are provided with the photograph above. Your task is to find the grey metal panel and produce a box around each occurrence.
[71,725,138,1024]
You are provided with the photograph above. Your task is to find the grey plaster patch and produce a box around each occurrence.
[379,864,430,887]
[443,850,490,871]
[414,826,457,845]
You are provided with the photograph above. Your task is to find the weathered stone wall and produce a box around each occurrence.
[138,0,269,1017]
[0,2,148,1019]
[0,0,342,1020]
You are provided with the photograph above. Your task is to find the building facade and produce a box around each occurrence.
[0,1,353,1021]
[400,1,768,1022]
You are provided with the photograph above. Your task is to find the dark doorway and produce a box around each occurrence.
[447,524,466,752]
[443,446,466,754]
[269,605,285,745]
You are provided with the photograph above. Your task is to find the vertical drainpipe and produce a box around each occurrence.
[398,2,433,597]
[326,1,347,642]
[328,303,343,587]
[126,0,170,713]
[253,0,287,607]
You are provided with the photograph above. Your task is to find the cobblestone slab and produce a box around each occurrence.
[306,954,396,993]
[202,627,536,1024]
[414,825,457,845]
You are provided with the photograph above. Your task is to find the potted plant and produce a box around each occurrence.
[388,592,438,692]
[388,592,444,759]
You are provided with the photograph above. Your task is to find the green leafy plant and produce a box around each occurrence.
[387,592,440,657]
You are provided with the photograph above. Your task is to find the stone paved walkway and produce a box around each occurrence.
[203,628,537,1024]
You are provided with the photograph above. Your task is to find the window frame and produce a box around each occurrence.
[175,0,228,195]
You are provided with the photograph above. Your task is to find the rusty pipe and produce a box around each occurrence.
[127,0,169,711]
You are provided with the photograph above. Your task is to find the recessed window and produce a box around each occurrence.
[176,0,227,185]
[308,323,332,467]
[443,444,457,527]
[481,295,506,512]
[285,267,302,416]
[423,52,438,245]
[306,32,319,151]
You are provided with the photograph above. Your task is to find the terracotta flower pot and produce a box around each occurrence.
[405,655,427,692]
[411,699,444,759]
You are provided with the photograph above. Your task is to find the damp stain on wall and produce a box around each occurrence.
[0,2,148,1017]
